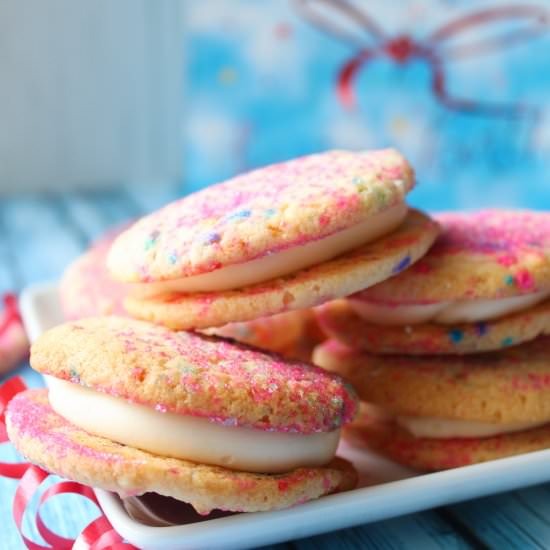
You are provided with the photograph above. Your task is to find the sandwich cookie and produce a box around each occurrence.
[341,210,550,354]
[313,338,550,470]
[121,210,437,330]
[108,149,438,329]
[60,227,129,319]
[8,317,358,513]
[60,228,317,358]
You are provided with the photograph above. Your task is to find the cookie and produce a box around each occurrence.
[345,419,550,471]
[313,338,550,424]
[355,210,550,304]
[7,390,357,514]
[60,228,315,357]
[32,317,357,433]
[108,149,415,285]
[123,209,438,329]
[315,338,550,470]
[60,227,128,319]
[278,309,328,362]
[17,317,359,512]
[317,299,550,355]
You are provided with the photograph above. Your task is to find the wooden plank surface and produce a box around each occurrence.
[2,188,550,549]
[292,511,477,549]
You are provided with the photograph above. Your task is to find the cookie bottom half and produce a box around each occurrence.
[345,419,550,471]
[6,389,357,514]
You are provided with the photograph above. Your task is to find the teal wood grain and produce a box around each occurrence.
[58,189,140,241]
[294,511,476,549]
[448,487,550,549]
[1,196,85,288]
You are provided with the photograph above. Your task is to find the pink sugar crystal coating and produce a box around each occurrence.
[353,210,550,304]
[7,390,124,464]
[108,149,413,283]
[431,210,550,257]
[60,225,129,319]
[352,420,550,471]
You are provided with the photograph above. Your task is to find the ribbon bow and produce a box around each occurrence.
[296,0,549,116]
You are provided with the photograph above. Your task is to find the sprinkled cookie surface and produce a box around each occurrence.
[108,149,414,283]
[7,390,357,514]
[60,227,128,319]
[355,210,550,304]
[317,299,550,355]
[31,317,357,433]
[313,338,550,424]
[124,209,438,329]
[345,420,550,472]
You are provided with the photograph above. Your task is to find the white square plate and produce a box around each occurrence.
[19,283,550,550]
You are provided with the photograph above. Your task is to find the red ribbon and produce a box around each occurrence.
[0,377,137,549]
[0,293,21,338]
[307,2,549,116]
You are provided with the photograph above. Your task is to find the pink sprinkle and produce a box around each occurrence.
[497,254,517,267]
[514,269,535,290]
[318,213,330,227]
[412,262,431,274]
[278,480,290,492]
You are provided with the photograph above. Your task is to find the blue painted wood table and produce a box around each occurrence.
[2,187,550,550]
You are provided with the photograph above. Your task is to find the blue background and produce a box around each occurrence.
[182,0,550,210]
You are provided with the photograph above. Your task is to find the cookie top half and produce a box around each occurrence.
[355,210,550,303]
[124,209,438,329]
[108,149,414,283]
[31,317,357,434]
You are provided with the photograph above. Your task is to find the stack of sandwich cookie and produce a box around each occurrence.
[10,148,441,515]
[314,338,550,471]
[315,210,550,469]
[107,149,438,329]
[7,317,358,514]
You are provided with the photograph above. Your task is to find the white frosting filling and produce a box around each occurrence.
[47,377,340,474]
[350,289,550,326]
[132,202,408,295]
[396,415,546,439]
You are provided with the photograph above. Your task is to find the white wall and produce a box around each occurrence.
[0,0,182,192]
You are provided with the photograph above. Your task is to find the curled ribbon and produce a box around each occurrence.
[1,293,31,375]
[296,1,549,116]
[0,377,137,549]
[0,294,21,335]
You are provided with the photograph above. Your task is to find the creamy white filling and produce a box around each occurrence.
[350,289,550,326]
[131,202,408,295]
[47,377,340,473]
[396,415,546,439]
